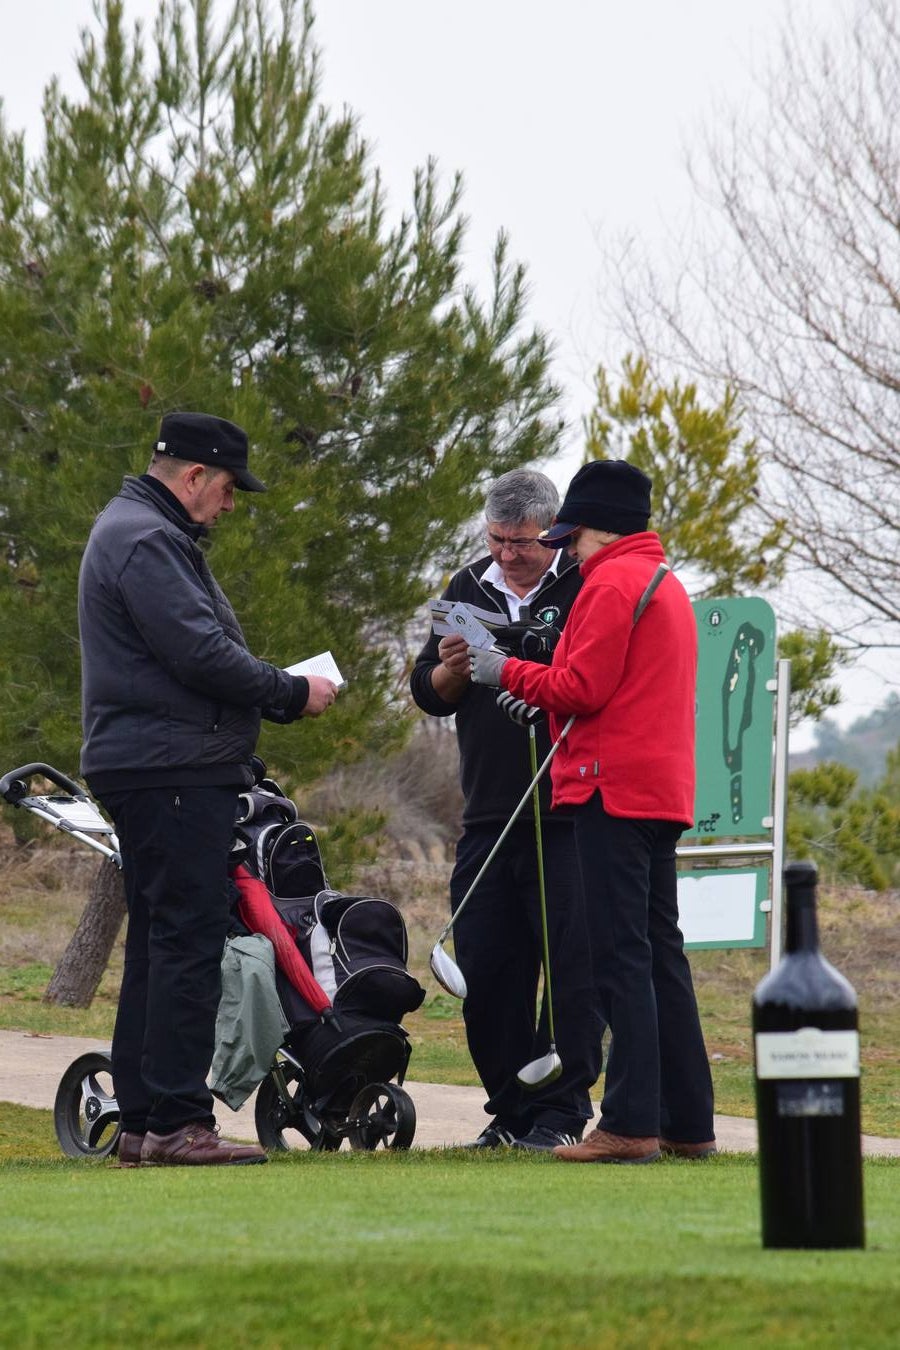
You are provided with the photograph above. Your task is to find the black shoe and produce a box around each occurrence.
[462,1122,518,1149]
[513,1124,582,1153]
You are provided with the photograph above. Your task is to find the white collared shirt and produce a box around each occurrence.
[482,550,563,621]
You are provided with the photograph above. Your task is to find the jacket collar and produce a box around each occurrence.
[119,474,207,541]
[580,530,665,578]
[470,549,579,613]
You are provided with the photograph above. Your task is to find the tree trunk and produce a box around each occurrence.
[44,858,127,1008]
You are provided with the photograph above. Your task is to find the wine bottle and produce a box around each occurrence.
[752,861,864,1249]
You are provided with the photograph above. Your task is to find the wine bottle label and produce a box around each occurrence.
[774,1081,845,1118]
[755,1028,860,1079]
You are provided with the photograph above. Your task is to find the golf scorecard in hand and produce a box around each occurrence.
[428,599,504,650]
[284,649,347,690]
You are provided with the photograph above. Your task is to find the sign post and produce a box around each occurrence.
[677,599,789,964]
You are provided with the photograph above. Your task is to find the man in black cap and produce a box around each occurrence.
[78,411,338,1167]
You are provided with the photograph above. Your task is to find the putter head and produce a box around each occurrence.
[517,1050,563,1090]
[429,942,467,999]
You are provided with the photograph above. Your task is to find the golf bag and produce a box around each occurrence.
[230,784,425,1073]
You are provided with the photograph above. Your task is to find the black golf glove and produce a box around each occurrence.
[495,690,544,727]
[495,619,562,661]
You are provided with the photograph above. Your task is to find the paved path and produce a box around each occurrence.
[2,1029,898,1155]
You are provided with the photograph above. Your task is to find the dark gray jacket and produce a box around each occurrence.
[79,476,305,790]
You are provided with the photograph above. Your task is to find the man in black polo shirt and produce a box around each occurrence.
[79,411,336,1166]
[410,469,603,1150]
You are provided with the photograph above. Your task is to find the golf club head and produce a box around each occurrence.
[429,942,468,999]
[516,1049,563,1090]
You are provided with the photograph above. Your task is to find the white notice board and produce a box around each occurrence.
[677,867,768,949]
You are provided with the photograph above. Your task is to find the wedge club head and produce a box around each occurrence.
[516,1048,563,1090]
[429,942,468,999]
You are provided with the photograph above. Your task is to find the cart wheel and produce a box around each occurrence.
[53,1051,121,1159]
[254,1068,343,1152]
[347,1082,416,1151]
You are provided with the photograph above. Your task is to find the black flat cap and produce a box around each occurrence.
[154,412,266,492]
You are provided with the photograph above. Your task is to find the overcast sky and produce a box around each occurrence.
[2,0,887,737]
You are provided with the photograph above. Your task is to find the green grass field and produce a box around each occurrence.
[1,845,898,1346]
[1,1102,898,1349]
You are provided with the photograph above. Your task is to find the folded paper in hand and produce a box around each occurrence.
[284,650,347,690]
[428,599,499,650]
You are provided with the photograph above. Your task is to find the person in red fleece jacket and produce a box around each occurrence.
[468,459,716,1164]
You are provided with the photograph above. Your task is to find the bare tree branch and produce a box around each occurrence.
[611,0,900,648]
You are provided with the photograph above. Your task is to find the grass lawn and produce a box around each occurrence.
[1,1102,898,1349]
[1,841,898,1346]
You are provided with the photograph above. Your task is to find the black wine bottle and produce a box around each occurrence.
[752,861,864,1249]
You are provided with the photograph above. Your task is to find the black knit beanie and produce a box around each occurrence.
[539,460,652,546]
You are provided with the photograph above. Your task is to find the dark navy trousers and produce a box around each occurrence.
[451,819,605,1135]
[99,786,237,1136]
[572,793,714,1142]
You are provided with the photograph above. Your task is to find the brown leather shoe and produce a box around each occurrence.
[660,1137,718,1159]
[553,1127,661,1164]
[115,1131,145,1167]
[140,1123,267,1166]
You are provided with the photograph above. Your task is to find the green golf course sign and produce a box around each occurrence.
[677,597,779,951]
[687,597,777,842]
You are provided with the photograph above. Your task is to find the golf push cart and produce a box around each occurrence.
[1,762,425,1158]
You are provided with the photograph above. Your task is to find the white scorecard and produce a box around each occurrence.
[284,650,347,690]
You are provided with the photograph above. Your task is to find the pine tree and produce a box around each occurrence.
[0,0,561,786]
[788,760,900,890]
[585,356,786,595]
[0,0,561,1005]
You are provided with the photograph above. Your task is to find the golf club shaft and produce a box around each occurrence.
[529,724,556,1046]
[436,713,576,944]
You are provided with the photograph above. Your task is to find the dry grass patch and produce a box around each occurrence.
[0,828,112,967]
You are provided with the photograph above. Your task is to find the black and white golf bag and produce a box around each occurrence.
[231,784,425,1035]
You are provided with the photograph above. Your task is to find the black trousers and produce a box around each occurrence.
[572,793,714,1142]
[451,819,604,1134]
[99,786,237,1136]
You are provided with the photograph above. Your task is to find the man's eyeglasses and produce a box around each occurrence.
[485,530,542,554]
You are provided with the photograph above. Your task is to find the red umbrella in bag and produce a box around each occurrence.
[232,864,331,1016]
